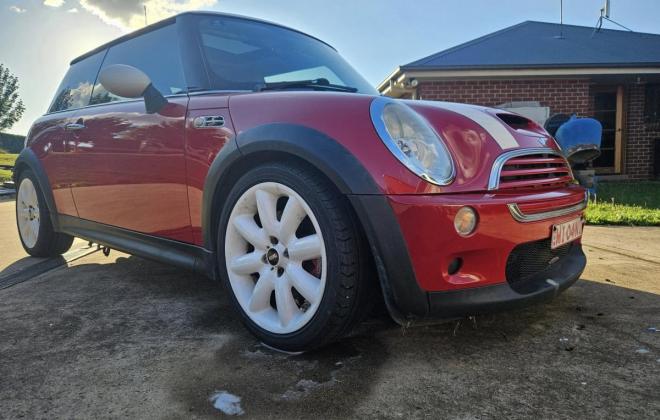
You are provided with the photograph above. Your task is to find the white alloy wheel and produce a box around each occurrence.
[225,182,327,334]
[17,177,40,249]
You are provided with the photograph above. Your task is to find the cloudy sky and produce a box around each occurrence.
[1,0,659,135]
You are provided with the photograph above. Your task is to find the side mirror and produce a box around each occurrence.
[98,64,168,114]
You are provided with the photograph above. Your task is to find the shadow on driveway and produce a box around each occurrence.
[0,253,658,419]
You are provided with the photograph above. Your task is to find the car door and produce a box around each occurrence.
[69,23,193,243]
[33,51,106,217]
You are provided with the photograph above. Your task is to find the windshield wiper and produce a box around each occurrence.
[255,78,358,93]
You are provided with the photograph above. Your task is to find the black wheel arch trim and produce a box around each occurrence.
[201,136,243,252]
[13,148,60,231]
[236,124,381,195]
[348,195,430,321]
[201,123,429,321]
[201,123,383,250]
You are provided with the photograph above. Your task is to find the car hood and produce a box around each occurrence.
[399,100,562,191]
[408,100,558,150]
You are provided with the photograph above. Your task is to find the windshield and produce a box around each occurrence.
[194,16,378,95]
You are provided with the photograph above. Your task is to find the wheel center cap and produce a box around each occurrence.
[266,248,280,266]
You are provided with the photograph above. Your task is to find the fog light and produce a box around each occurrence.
[454,206,478,236]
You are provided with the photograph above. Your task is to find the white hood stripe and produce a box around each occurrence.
[423,101,519,150]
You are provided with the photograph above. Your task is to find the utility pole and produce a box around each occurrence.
[144,5,148,26]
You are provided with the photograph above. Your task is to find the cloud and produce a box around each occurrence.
[44,0,65,7]
[9,5,27,13]
[67,7,79,13]
[78,0,217,30]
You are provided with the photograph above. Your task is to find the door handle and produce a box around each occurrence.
[65,122,86,131]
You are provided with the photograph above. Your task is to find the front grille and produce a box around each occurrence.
[498,153,572,190]
[505,238,573,287]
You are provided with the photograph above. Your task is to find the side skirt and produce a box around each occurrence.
[58,215,216,279]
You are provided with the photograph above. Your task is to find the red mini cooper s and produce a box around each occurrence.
[15,12,587,351]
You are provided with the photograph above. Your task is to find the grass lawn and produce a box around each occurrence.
[586,181,660,226]
[0,152,18,183]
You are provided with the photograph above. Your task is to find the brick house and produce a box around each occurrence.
[378,21,660,179]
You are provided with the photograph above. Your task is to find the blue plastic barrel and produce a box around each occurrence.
[554,115,602,164]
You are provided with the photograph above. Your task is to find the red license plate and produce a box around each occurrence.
[551,217,583,249]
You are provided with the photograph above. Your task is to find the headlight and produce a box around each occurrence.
[370,97,454,185]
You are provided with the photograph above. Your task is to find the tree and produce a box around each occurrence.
[0,64,26,132]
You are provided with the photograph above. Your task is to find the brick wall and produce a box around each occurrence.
[416,78,658,179]
[417,79,591,115]
[625,84,659,179]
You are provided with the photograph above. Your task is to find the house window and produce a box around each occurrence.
[645,84,660,123]
[592,90,617,170]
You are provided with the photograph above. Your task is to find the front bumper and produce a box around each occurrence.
[348,185,586,323]
[427,244,585,318]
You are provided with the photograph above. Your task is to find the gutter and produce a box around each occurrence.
[378,66,660,97]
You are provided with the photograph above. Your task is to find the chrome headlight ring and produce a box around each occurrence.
[370,96,455,186]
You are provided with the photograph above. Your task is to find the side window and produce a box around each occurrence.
[48,51,105,113]
[90,24,186,105]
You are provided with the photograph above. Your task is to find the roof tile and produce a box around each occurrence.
[403,21,660,70]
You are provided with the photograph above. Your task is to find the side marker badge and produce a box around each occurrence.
[193,116,225,128]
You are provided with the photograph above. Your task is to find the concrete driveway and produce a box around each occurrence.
[0,197,658,419]
[0,198,93,281]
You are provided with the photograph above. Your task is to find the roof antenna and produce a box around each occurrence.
[592,0,633,36]
[559,0,564,38]
[553,0,564,39]
[144,5,148,26]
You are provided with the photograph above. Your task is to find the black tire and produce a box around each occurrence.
[15,170,74,257]
[217,162,373,351]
